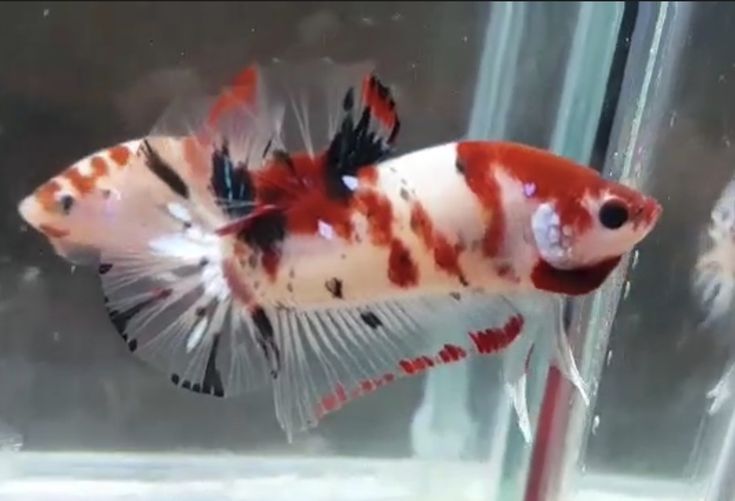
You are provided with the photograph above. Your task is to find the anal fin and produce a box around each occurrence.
[263,292,527,440]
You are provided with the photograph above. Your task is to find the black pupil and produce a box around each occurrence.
[599,200,629,229]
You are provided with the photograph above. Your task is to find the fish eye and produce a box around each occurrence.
[598,200,629,230]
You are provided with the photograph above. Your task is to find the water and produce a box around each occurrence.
[2,2,735,500]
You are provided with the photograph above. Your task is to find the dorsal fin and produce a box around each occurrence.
[324,73,401,191]
[206,65,259,128]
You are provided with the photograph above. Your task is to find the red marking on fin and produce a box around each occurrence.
[39,223,69,238]
[531,256,622,296]
[469,314,524,354]
[388,238,418,287]
[361,75,398,138]
[207,66,259,127]
[314,315,525,421]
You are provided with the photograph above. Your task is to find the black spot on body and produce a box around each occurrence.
[98,263,113,275]
[141,140,189,199]
[325,278,344,299]
[127,339,138,352]
[182,380,191,390]
[171,374,180,384]
[455,159,465,175]
[450,292,461,301]
[360,311,382,329]
[195,306,207,317]
[192,383,201,393]
[199,257,209,268]
[399,188,410,201]
[252,306,281,378]
[287,283,293,293]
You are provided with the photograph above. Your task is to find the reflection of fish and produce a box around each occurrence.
[694,177,735,414]
[17,60,662,439]
[694,177,735,327]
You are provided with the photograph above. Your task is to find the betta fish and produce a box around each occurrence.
[693,175,735,414]
[17,60,662,440]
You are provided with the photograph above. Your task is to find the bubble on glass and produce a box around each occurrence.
[631,249,640,269]
[21,266,40,284]
[622,280,632,301]
[592,414,601,435]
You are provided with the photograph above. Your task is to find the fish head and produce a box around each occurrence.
[517,148,662,295]
[456,141,662,296]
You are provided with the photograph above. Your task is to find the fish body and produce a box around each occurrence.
[17,61,661,439]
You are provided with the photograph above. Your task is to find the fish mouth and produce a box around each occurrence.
[632,196,662,230]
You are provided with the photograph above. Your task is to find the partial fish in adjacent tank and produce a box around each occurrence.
[694,176,735,414]
[17,60,662,440]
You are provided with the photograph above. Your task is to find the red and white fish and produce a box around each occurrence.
[17,60,662,440]
[694,175,735,414]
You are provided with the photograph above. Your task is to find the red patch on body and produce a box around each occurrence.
[410,202,466,283]
[63,157,107,195]
[357,165,379,186]
[355,191,393,245]
[39,223,69,238]
[35,180,62,212]
[455,144,506,258]
[261,249,281,281]
[388,238,418,287]
[410,203,433,247]
[108,145,131,167]
[531,256,622,296]
[456,142,604,238]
